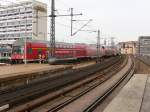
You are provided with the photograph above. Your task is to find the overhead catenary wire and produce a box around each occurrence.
[72,19,93,36]
[56,21,80,30]
[55,0,94,35]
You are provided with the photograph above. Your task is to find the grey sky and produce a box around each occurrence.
[54,0,150,42]
[1,0,150,44]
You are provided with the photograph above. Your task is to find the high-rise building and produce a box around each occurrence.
[0,0,47,46]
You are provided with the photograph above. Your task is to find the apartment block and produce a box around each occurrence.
[0,0,47,46]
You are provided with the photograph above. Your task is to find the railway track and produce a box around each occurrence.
[0,56,122,111]
[36,56,127,112]
[34,56,134,112]
[0,58,120,108]
[83,57,135,112]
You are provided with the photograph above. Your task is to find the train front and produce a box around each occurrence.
[11,41,24,63]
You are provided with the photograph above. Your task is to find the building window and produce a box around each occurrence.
[20,8,26,12]
[27,20,32,24]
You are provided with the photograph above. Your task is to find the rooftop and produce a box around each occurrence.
[0,0,47,12]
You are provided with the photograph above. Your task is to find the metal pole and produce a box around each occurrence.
[71,8,73,36]
[97,30,100,62]
[36,10,38,37]
[24,7,27,64]
[139,37,140,56]
[50,0,55,57]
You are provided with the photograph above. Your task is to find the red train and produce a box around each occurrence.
[11,40,118,64]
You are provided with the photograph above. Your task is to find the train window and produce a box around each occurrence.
[38,48,42,54]
[3,53,6,57]
[12,46,22,54]
[27,48,32,54]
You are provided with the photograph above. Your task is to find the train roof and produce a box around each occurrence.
[12,39,113,49]
[13,40,82,46]
[12,40,75,47]
[13,39,49,44]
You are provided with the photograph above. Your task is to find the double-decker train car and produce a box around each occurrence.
[11,40,49,63]
[55,42,75,59]
[11,40,118,64]
[85,44,97,58]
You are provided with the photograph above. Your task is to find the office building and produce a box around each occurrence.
[0,0,47,46]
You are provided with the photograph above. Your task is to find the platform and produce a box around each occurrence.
[103,74,150,112]
[0,64,72,88]
[0,64,71,79]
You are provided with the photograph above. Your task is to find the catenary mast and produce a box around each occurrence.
[50,0,56,57]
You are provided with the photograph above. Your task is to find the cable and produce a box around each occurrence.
[56,21,79,30]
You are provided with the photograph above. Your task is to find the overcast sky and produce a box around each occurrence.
[1,0,150,44]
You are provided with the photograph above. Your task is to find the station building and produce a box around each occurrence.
[118,41,137,55]
[138,36,150,56]
[0,0,47,47]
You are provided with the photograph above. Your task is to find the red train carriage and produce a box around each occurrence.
[11,40,118,64]
[11,40,49,63]
[85,44,106,58]
[74,44,87,58]
[11,40,88,63]
[55,42,75,59]
[86,44,97,58]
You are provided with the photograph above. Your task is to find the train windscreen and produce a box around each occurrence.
[12,46,23,54]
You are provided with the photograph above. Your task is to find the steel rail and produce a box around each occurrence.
[44,56,126,112]
[83,56,135,112]
[0,56,122,111]
[9,56,125,112]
